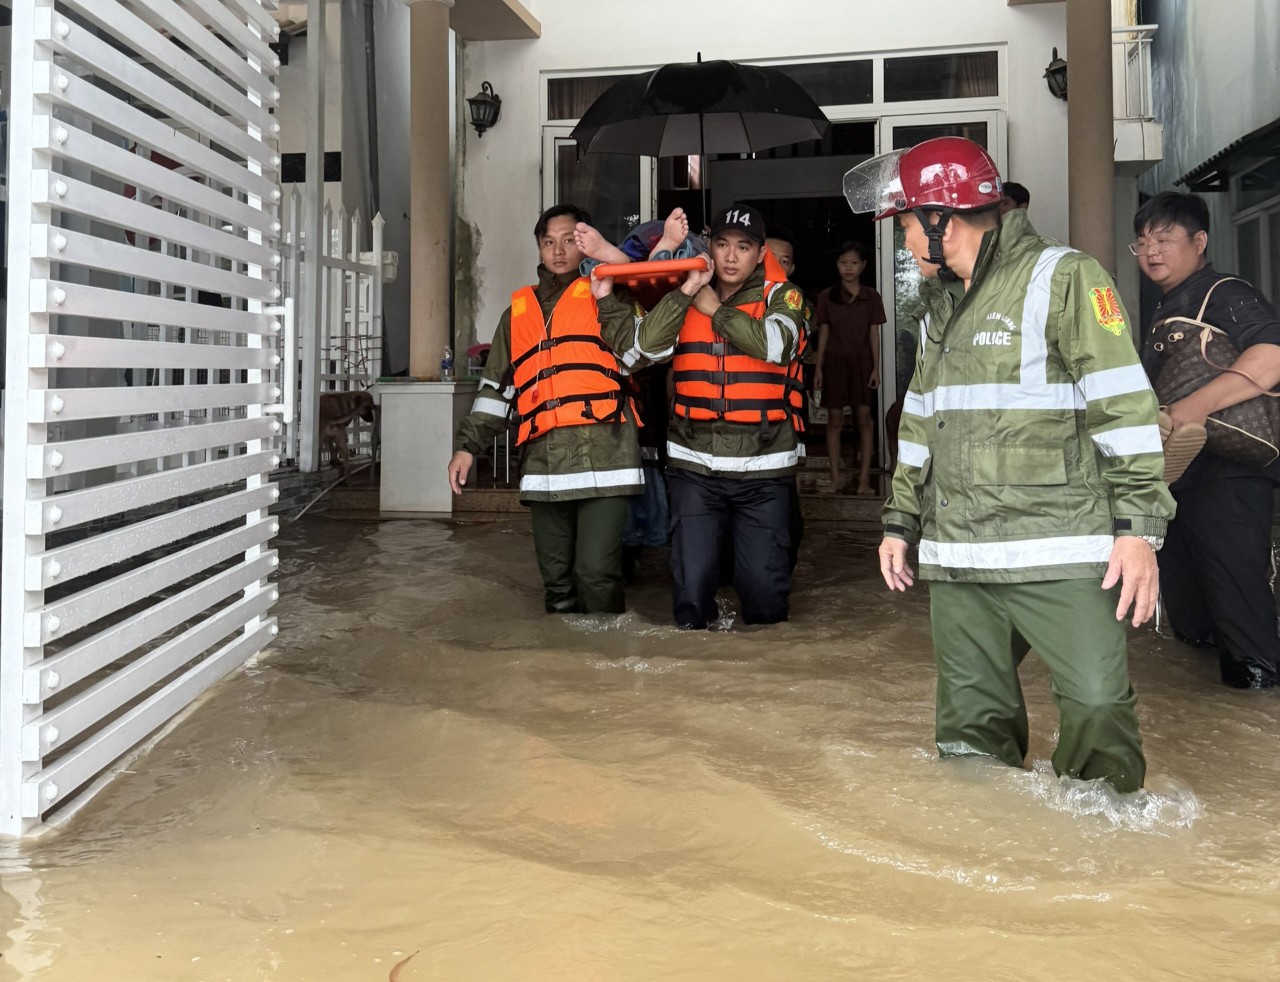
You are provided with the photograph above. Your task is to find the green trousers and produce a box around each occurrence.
[928,579,1146,793]
[528,496,630,614]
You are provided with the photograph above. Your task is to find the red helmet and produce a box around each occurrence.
[844,137,1003,220]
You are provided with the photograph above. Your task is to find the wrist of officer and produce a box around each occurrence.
[1114,531,1164,552]
[1113,518,1164,552]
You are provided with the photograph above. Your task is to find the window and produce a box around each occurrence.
[1237,216,1263,290]
[1232,157,1280,297]
[553,142,640,247]
[891,121,989,151]
[548,75,630,122]
[1232,207,1280,299]
[1238,156,1280,211]
[773,60,873,106]
[884,51,999,102]
[281,151,341,183]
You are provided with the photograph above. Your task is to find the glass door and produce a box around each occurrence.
[874,111,1006,421]
[541,126,654,248]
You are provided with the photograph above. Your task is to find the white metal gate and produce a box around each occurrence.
[1,0,283,836]
[290,187,387,472]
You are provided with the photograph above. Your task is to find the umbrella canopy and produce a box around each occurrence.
[570,59,829,158]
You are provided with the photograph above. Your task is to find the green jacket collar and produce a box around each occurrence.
[535,264,581,300]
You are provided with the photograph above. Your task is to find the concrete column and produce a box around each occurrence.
[407,0,454,379]
[1066,0,1116,271]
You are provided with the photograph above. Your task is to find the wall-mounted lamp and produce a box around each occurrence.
[1043,48,1068,101]
[466,81,502,138]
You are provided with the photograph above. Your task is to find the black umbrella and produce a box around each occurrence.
[570,56,829,222]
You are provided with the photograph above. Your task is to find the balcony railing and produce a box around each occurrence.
[1113,24,1158,121]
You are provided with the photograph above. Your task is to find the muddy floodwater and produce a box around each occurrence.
[2,513,1279,980]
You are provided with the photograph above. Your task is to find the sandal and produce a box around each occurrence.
[1159,410,1207,485]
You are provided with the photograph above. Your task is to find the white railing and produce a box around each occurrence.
[289,187,389,472]
[0,0,283,836]
[1112,25,1158,121]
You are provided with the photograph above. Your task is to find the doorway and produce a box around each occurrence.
[655,121,877,297]
[654,121,884,477]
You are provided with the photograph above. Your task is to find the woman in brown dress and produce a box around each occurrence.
[814,241,886,494]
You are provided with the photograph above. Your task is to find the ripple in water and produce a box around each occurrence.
[566,611,677,637]
[564,598,737,636]
[1020,760,1204,832]
[587,655,687,674]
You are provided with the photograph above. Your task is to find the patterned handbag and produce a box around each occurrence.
[1151,277,1280,468]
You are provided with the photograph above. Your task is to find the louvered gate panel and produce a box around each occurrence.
[1,0,284,836]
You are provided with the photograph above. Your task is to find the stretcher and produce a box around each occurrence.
[591,256,712,308]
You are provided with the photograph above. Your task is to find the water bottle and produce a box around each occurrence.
[440,345,454,382]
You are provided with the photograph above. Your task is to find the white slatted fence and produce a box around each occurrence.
[0,0,284,836]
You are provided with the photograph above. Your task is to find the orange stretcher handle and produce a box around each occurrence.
[591,256,711,280]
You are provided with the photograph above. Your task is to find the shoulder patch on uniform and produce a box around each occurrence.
[511,295,528,318]
[1089,286,1126,336]
[783,288,803,311]
[571,279,592,298]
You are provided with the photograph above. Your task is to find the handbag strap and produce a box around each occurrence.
[1195,277,1278,398]
[1151,276,1241,338]
[1167,279,1244,335]
[1193,276,1244,320]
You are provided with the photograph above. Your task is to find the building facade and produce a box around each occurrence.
[1141,0,1280,300]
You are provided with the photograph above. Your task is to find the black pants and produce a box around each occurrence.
[788,474,804,572]
[668,470,792,629]
[529,496,630,614]
[1160,475,1279,688]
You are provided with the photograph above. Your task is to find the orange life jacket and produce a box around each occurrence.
[508,278,633,445]
[671,250,806,430]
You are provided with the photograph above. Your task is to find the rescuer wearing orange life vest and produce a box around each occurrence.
[604,204,808,628]
[447,204,645,614]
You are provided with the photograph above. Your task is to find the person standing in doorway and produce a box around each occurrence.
[846,137,1174,793]
[447,204,644,615]
[1134,191,1280,689]
[814,241,886,495]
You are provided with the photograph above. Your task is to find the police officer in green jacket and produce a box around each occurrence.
[608,204,807,629]
[447,204,645,615]
[844,138,1175,793]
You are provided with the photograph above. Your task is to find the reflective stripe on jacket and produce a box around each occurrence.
[509,277,634,446]
[884,209,1175,583]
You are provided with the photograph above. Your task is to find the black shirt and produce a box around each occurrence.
[1140,263,1280,487]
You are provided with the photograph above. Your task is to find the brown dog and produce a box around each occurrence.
[318,390,376,481]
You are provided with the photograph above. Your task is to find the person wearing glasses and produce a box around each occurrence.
[1133,191,1280,690]
[844,138,1174,793]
